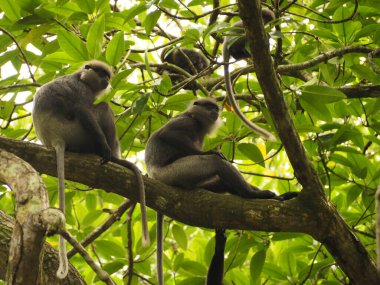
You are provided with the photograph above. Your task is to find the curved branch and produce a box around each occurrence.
[0,137,316,234]
[0,28,36,83]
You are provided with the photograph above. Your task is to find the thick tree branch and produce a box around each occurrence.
[0,136,316,235]
[0,210,85,285]
[237,0,379,284]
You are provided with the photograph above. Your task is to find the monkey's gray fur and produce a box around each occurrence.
[145,98,296,285]
[33,60,149,278]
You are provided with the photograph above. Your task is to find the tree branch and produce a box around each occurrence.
[237,1,379,284]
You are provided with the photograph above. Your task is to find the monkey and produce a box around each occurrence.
[376,184,380,273]
[222,8,277,141]
[226,9,275,60]
[32,60,149,279]
[160,47,210,90]
[144,98,297,285]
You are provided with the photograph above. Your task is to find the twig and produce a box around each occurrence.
[61,230,116,285]
[0,27,36,83]
[67,199,134,258]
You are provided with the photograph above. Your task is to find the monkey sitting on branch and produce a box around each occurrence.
[32,60,149,279]
[159,47,210,91]
[144,98,297,285]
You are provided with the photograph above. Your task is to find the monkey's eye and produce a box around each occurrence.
[84,65,91,70]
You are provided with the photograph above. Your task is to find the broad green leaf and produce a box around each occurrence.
[43,52,79,64]
[155,75,172,94]
[181,260,207,276]
[123,3,147,22]
[299,97,332,122]
[0,100,14,119]
[0,0,22,21]
[57,30,88,60]
[250,250,266,285]
[164,93,194,111]
[87,15,105,58]
[82,209,103,225]
[130,94,149,115]
[145,10,161,36]
[301,86,346,104]
[237,143,264,166]
[183,28,202,45]
[75,0,95,14]
[172,224,188,250]
[17,0,41,13]
[106,31,125,66]
[85,193,97,210]
[95,240,126,258]
[177,277,205,285]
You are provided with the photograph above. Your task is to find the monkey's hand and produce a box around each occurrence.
[278,192,298,200]
[206,150,228,161]
[100,144,112,164]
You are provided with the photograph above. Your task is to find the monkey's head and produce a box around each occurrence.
[79,60,113,92]
[188,98,221,132]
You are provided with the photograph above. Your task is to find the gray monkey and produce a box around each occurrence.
[144,98,297,285]
[160,47,210,91]
[222,8,276,141]
[32,60,149,278]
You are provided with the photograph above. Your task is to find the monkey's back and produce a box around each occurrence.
[145,114,202,169]
[33,74,120,156]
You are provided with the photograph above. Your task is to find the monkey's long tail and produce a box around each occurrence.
[112,158,150,246]
[222,37,276,142]
[55,142,69,279]
[157,212,164,285]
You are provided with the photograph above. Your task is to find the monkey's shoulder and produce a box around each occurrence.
[37,73,90,99]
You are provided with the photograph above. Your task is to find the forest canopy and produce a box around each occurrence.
[0,0,380,284]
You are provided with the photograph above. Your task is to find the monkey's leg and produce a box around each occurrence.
[206,229,226,285]
[54,142,69,279]
[156,212,164,285]
[156,155,276,199]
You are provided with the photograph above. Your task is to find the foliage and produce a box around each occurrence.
[0,0,379,284]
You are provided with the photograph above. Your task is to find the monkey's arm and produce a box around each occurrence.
[73,104,112,162]
[158,127,209,156]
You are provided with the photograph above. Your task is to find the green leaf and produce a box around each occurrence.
[172,224,188,250]
[106,31,125,66]
[164,93,194,111]
[299,97,332,122]
[250,250,266,285]
[85,193,97,210]
[86,15,105,58]
[301,85,346,104]
[123,3,147,22]
[145,10,161,36]
[0,0,22,21]
[237,143,264,166]
[95,240,126,258]
[181,260,207,276]
[57,30,88,60]
[75,0,95,14]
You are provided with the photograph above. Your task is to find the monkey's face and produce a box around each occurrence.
[80,64,112,92]
[190,99,220,129]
